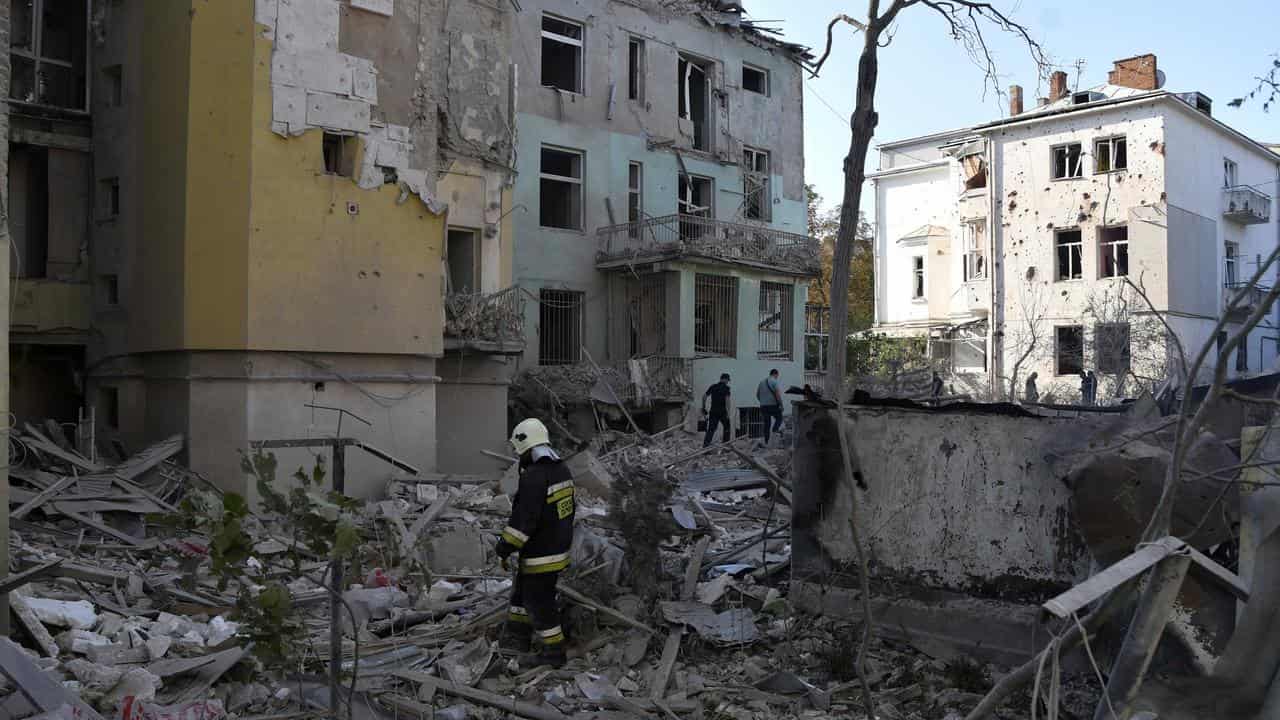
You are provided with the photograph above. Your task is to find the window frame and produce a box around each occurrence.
[1055,325,1085,376]
[1055,228,1084,281]
[1051,142,1085,180]
[539,145,585,231]
[1094,135,1128,174]
[742,146,771,221]
[911,255,926,300]
[1237,333,1249,373]
[538,288,584,365]
[962,219,987,282]
[1224,157,1239,189]
[757,281,794,360]
[1098,224,1130,279]
[1225,241,1239,286]
[445,227,482,295]
[541,14,585,95]
[627,161,643,239]
[627,37,645,103]
[742,63,769,96]
[694,273,739,357]
[10,0,92,113]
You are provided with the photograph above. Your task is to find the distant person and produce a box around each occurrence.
[1079,370,1091,406]
[1087,371,1098,405]
[930,371,944,398]
[756,369,784,447]
[702,373,732,448]
[1025,372,1039,404]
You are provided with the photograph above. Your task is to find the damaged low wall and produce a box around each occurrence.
[793,401,1107,597]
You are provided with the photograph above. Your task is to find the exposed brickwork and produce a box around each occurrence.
[1108,54,1159,91]
[1009,84,1023,116]
[1049,71,1068,101]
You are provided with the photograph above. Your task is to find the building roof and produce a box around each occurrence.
[900,224,950,241]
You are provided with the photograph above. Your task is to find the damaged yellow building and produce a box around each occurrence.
[8,1,521,498]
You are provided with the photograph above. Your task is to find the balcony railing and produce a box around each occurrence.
[615,355,693,404]
[1224,185,1272,225]
[597,214,821,275]
[444,286,525,348]
[1224,281,1275,319]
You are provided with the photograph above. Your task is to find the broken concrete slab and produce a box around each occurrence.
[660,601,760,645]
[22,597,98,630]
[425,525,489,574]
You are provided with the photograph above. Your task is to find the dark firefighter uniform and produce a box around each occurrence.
[495,452,575,655]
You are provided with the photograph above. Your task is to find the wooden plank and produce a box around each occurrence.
[21,431,103,472]
[379,694,436,718]
[86,643,151,665]
[651,536,710,700]
[0,559,63,594]
[560,585,658,636]
[0,637,105,719]
[112,435,184,480]
[111,475,177,513]
[1043,536,1184,619]
[20,558,129,586]
[1186,545,1250,602]
[160,646,246,703]
[403,494,452,551]
[392,671,571,720]
[730,446,793,506]
[9,591,59,657]
[10,475,78,520]
[394,473,498,485]
[51,507,143,546]
[147,653,218,678]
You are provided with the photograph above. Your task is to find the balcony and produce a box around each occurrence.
[1223,281,1274,321]
[443,286,525,354]
[597,214,821,276]
[1223,185,1272,225]
[614,355,693,405]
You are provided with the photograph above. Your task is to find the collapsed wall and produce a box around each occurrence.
[792,401,1108,597]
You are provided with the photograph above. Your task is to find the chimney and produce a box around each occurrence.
[1049,71,1068,102]
[1010,84,1024,115]
[1108,54,1159,91]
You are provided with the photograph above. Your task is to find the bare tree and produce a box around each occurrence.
[1002,279,1048,402]
[812,1,1049,402]
[1228,54,1280,112]
[1083,278,1183,401]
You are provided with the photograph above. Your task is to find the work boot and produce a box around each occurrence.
[535,643,567,668]
[498,622,532,653]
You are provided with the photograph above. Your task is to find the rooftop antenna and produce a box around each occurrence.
[1072,58,1087,91]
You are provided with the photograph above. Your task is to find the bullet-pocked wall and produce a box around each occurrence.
[512,0,808,373]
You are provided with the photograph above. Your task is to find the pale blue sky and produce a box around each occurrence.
[743,0,1280,213]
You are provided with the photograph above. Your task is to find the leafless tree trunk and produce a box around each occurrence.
[814,1,1048,401]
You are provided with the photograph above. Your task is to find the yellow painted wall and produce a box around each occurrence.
[244,30,444,356]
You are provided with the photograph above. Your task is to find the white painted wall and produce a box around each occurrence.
[873,93,1280,401]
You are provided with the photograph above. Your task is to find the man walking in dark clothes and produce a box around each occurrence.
[495,418,575,667]
[702,373,732,447]
[757,369,784,447]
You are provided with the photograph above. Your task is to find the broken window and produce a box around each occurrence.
[804,304,829,373]
[1056,229,1083,281]
[742,147,770,221]
[678,174,713,241]
[541,15,583,94]
[1225,242,1239,286]
[103,64,122,108]
[539,289,583,365]
[695,274,738,356]
[1224,158,1239,189]
[953,327,987,372]
[963,220,986,281]
[1217,330,1228,359]
[446,228,480,295]
[960,153,987,191]
[1099,225,1129,278]
[911,256,925,299]
[99,177,119,219]
[1095,323,1130,374]
[1094,136,1127,173]
[678,55,711,151]
[758,281,793,359]
[1051,143,1084,180]
[628,37,645,102]
[10,0,89,112]
[100,274,119,306]
[626,273,667,357]
[627,162,643,239]
[540,146,583,230]
[1238,335,1249,373]
[742,64,768,96]
[1056,325,1084,376]
[322,133,356,177]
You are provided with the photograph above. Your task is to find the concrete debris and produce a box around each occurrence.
[660,601,761,645]
[24,598,99,630]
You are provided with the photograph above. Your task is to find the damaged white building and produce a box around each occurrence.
[871,54,1280,402]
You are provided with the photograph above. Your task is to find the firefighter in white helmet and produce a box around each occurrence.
[495,418,575,666]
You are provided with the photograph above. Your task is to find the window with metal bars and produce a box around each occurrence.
[539,289,583,365]
[627,273,667,357]
[757,281,793,359]
[694,274,738,356]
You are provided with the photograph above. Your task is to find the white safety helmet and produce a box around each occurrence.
[509,418,551,455]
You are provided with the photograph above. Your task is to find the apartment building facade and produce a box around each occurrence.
[8,0,520,496]
[512,0,818,409]
[872,55,1280,403]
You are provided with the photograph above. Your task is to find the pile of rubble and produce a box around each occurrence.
[3,417,1100,720]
